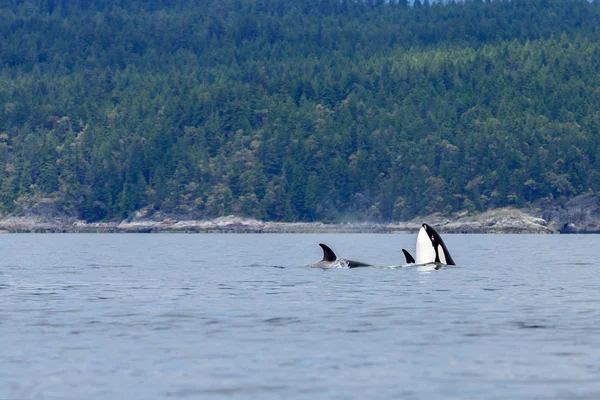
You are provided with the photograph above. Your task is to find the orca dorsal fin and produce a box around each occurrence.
[402,249,415,264]
[319,243,337,262]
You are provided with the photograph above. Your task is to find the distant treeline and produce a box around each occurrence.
[1,0,600,221]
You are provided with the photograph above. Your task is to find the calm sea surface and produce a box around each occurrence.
[1,233,599,399]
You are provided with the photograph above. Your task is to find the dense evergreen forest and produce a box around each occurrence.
[1,0,600,222]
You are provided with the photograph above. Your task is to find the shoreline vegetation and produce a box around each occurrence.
[2,1,600,226]
[1,194,599,234]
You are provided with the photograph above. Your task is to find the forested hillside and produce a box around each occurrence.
[1,0,600,222]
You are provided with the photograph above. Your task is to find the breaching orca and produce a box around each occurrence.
[311,243,371,268]
[402,223,455,266]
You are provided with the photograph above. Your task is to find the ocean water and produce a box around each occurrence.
[1,233,599,399]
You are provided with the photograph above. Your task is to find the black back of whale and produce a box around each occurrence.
[319,243,371,268]
[402,249,415,264]
[346,259,371,268]
[423,223,456,265]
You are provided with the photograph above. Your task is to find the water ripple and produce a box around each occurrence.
[2,233,600,400]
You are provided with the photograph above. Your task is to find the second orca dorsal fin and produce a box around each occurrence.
[402,249,415,264]
[319,243,337,262]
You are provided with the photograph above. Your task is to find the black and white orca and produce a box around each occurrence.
[402,223,455,266]
[311,243,371,268]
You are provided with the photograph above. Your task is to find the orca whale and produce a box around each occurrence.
[311,243,371,268]
[402,223,455,266]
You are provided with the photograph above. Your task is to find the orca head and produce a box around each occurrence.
[415,223,455,265]
[319,243,337,262]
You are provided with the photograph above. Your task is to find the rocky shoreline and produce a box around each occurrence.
[1,194,599,234]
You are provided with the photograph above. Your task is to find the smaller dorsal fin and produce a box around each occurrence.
[319,243,337,262]
[402,249,415,264]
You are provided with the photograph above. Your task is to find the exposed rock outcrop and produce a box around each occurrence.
[1,194,600,233]
[433,208,551,234]
[541,194,600,233]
